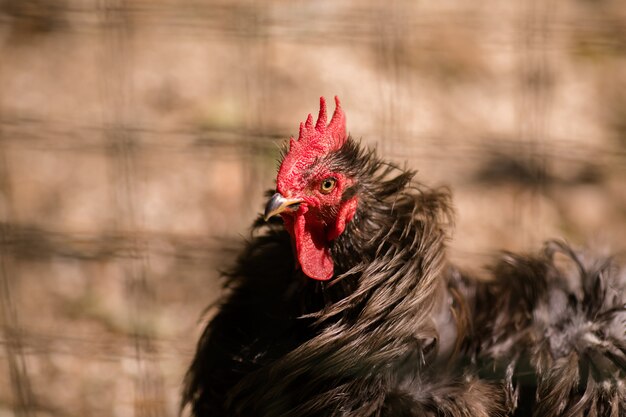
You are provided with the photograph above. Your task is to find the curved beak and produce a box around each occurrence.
[264,193,303,221]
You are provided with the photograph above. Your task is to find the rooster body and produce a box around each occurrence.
[183,98,626,416]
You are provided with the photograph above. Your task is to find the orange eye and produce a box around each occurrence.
[320,178,336,194]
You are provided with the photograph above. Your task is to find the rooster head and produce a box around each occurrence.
[264,97,358,281]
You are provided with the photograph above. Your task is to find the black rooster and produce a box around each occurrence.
[183,97,626,416]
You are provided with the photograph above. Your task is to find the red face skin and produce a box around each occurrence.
[278,169,357,281]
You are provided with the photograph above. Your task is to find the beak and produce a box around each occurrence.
[264,193,303,221]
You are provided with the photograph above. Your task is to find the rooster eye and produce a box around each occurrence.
[320,178,337,194]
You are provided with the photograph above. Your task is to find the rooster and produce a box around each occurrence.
[183,97,626,416]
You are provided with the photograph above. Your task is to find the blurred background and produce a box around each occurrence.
[0,0,625,416]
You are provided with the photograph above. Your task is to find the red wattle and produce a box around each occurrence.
[281,200,357,281]
[293,212,334,281]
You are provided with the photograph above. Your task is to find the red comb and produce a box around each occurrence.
[277,97,347,194]
[288,96,346,155]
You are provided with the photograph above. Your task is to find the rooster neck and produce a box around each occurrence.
[318,141,454,327]
[278,143,456,381]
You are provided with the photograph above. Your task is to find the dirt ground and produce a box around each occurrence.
[0,1,625,416]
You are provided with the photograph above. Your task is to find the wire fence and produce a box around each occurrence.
[0,0,625,416]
